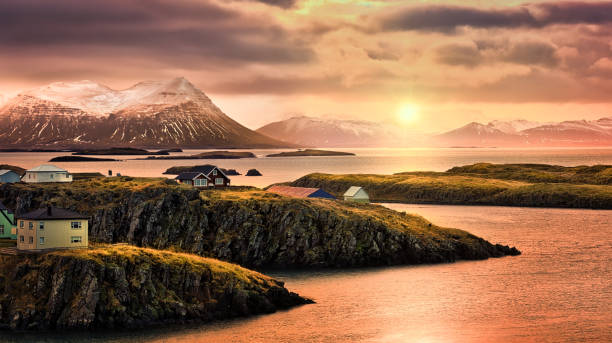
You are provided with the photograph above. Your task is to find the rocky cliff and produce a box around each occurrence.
[0,178,519,269]
[0,245,309,330]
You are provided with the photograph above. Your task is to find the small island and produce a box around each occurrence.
[164,164,241,175]
[73,147,179,156]
[266,149,355,157]
[144,151,255,160]
[49,156,120,162]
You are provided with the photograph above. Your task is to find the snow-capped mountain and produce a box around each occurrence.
[435,117,612,147]
[256,116,419,147]
[488,119,547,134]
[0,77,290,148]
[434,122,523,147]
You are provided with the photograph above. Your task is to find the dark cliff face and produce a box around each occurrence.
[0,179,519,269]
[0,246,309,331]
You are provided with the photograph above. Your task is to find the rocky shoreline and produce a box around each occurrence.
[0,245,310,331]
[0,178,519,269]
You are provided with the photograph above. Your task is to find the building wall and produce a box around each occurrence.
[344,189,370,203]
[16,219,88,250]
[22,171,73,183]
[0,172,21,183]
[0,210,16,239]
[209,168,230,187]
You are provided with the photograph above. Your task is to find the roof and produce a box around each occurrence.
[175,172,207,180]
[17,207,89,220]
[267,185,336,199]
[343,186,368,197]
[26,164,68,173]
[0,169,19,176]
[175,165,228,180]
[0,201,12,213]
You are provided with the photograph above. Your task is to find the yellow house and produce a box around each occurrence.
[16,207,88,251]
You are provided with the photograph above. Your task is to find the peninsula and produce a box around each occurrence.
[288,163,612,209]
[0,244,310,330]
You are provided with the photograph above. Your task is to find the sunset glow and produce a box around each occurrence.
[1,0,612,131]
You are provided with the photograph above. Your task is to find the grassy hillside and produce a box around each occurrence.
[0,244,309,330]
[0,177,518,268]
[289,163,612,209]
[444,163,612,185]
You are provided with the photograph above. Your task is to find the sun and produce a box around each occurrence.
[397,103,419,124]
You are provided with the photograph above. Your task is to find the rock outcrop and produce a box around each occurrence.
[0,245,309,330]
[0,178,519,269]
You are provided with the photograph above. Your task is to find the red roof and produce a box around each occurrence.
[267,185,322,198]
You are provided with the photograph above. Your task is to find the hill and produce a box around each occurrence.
[0,244,309,330]
[288,163,612,209]
[0,177,519,268]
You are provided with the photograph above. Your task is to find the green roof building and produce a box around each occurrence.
[0,201,16,240]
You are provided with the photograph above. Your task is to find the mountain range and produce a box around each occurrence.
[257,116,612,148]
[0,78,289,149]
[256,116,424,148]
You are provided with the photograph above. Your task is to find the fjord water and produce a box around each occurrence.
[1,148,610,342]
[2,147,612,187]
[3,205,610,343]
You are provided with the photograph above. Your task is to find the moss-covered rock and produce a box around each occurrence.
[0,245,310,331]
[0,178,519,269]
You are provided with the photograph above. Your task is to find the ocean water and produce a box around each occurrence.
[0,148,610,342]
[2,204,610,342]
[2,147,612,188]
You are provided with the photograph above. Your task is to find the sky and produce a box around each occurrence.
[1,0,612,132]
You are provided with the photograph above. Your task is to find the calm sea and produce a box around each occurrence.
[0,148,610,342]
[2,147,612,187]
[2,204,610,342]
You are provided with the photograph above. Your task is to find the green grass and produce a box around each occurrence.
[289,163,612,209]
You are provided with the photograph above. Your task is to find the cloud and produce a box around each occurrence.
[373,1,612,33]
[435,40,558,68]
[250,0,298,9]
[502,41,559,67]
[0,0,313,65]
[434,44,482,67]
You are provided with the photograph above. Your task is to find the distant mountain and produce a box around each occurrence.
[436,118,612,147]
[256,116,419,147]
[434,122,523,147]
[0,78,290,149]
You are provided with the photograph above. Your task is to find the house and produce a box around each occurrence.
[0,170,21,183]
[267,185,336,199]
[22,164,72,183]
[343,186,370,203]
[175,165,230,188]
[0,201,16,240]
[16,206,88,250]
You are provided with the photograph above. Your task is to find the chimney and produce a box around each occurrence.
[47,206,52,216]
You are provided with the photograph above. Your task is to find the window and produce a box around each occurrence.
[71,221,82,229]
[20,221,24,228]
[39,237,45,245]
[28,236,33,244]
[71,236,82,243]
[39,221,44,230]
[50,174,54,179]
[195,179,207,187]
[215,178,224,185]
[19,236,24,242]
[28,222,33,230]
[212,169,217,175]
[0,224,4,235]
